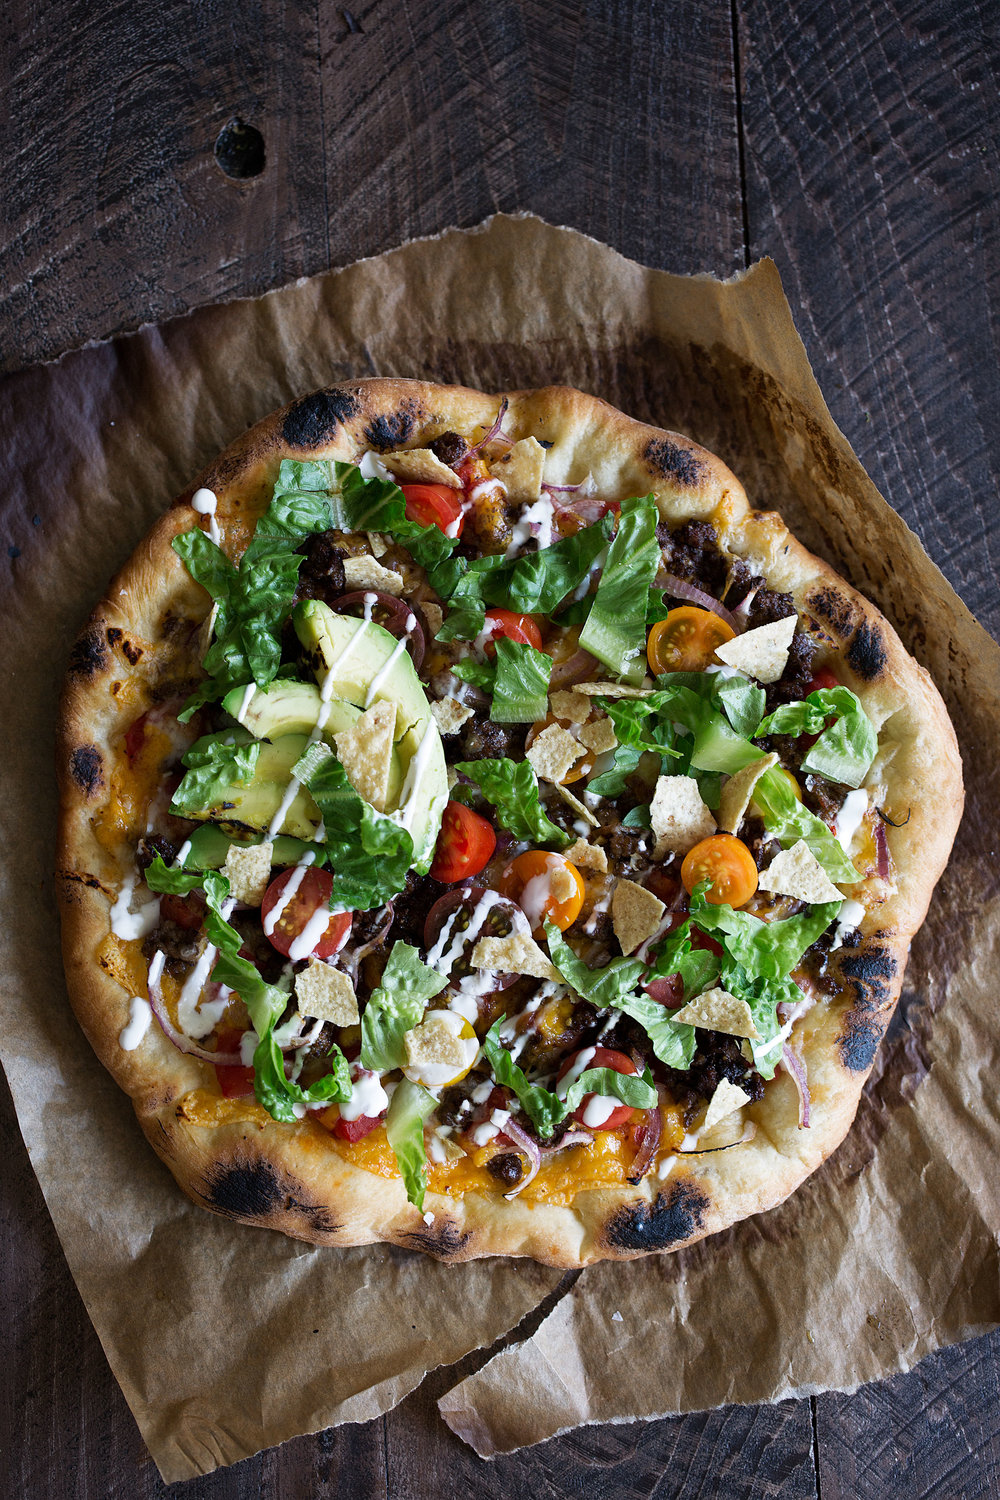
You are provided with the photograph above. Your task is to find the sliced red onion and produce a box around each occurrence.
[643,974,684,1007]
[627,1105,662,1184]
[341,902,395,977]
[542,1129,593,1152]
[331,591,425,670]
[497,1116,544,1198]
[782,1044,812,1128]
[874,819,891,880]
[549,646,600,689]
[148,976,243,1065]
[469,398,510,454]
[657,573,740,633]
[730,587,760,628]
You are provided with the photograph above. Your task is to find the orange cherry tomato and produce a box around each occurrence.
[524,714,594,784]
[429,801,497,883]
[400,482,464,536]
[681,834,759,907]
[484,608,544,654]
[500,851,585,934]
[261,868,353,959]
[647,606,736,674]
[557,1045,637,1131]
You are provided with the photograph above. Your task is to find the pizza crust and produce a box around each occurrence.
[56,378,964,1267]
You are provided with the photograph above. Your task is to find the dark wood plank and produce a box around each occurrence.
[739,0,1000,638]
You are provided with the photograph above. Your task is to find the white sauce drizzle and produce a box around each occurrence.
[834,789,869,852]
[191,487,221,545]
[364,633,410,708]
[109,875,160,941]
[830,898,866,950]
[236,682,257,723]
[340,1069,390,1122]
[359,451,394,483]
[119,996,153,1051]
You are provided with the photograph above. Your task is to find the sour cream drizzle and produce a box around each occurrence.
[119,996,153,1051]
[191,487,221,546]
[834,789,868,852]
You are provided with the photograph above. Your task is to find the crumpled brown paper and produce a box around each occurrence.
[1,215,997,1480]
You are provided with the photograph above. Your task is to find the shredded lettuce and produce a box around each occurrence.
[712,672,766,738]
[385,1078,438,1211]
[144,857,206,896]
[360,944,446,1073]
[559,1066,657,1113]
[168,732,260,816]
[751,767,860,882]
[579,495,661,683]
[689,888,841,981]
[329,461,458,572]
[451,758,571,848]
[294,741,415,910]
[757,686,877,788]
[454,638,553,723]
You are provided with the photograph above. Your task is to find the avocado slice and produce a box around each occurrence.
[293,600,449,871]
[222,679,362,741]
[186,733,322,839]
[181,824,317,871]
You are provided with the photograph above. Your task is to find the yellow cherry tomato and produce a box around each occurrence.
[681,834,759,907]
[500,851,585,934]
[402,1012,479,1088]
[647,606,736,674]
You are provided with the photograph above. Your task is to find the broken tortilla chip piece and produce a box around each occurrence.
[704,1077,752,1130]
[549,689,591,723]
[487,436,546,501]
[222,840,273,906]
[471,931,561,982]
[714,614,797,684]
[403,1012,470,1072]
[563,837,608,873]
[578,716,617,754]
[342,555,405,594]
[575,681,655,698]
[430,698,474,736]
[420,600,444,636]
[381,448,462,487]
[758,839,844,904]
[717,753,778,834]
[612,879,666,955]
[526,722,584,784]
[674,987,761,1040]
[650,774,717,857]
[554,781,599,827]
[295,960,359,1027]
[333,699,397,812]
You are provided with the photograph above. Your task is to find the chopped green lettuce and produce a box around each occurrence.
[757,686,877,788]
[294,741,415,910]
[454,638,553,723]
[451,758,571,847]
[168,732,260,817]
[579,495,661,683]
[385,1078,438,1210]
[360,944,446,1073]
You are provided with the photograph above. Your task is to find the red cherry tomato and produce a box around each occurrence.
[332,1112,384,1143]
[806,667,839,694]
[429,801,497,883]
[261,868,353,960]
[214,1029,255,1098]
[484,608,544,654]
[159,890,206,930]
[558,1046,638,1131]
[401,482,464,536]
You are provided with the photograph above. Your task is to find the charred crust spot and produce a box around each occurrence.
[282,388,361,449]
[839,1013,884,1072]
[122,639,143,665]
[644,437,703,488]
[68,624,109,679]
[401,1219,472,1259]
[808,585,856,638]
[106,626,123,646]
[105,626,143,665]
[848,619,887,681]
[69,745,104,797]
[364,407,416,451]
[202,1158,341,1231]
[603,1180,709,1252]
[60,870,105,891]
[836,942,898,1071]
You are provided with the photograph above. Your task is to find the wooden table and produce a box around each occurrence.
[3,1,998,1494]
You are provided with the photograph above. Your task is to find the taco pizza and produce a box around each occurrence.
[56,379,963,1266]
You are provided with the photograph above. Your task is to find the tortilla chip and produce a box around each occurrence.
[431,697,474,736]
[404,1014,468,1070]
[758,839,844,904]
[549,689,591,723]
[650,775,716,857]
[548,862,577,905]
[717,753,778,834]
[487,436,546,501]
[295,960,359,1027]
[381,448,462,487]
[674,987,761,1040]
[526,723,584,784]
[714,614,797,684]
[421,600,444,636]
[575,681,655,698]
[563,837,608,872]
[333,699,397,812]
[612,879,666,955]
[366,531,387,557]
[342,555,405,594]
[221,840,273,906]
[555,782,600,828]
[578,716,618,754]
[471,932,561,982]
[704,1077,751,1130]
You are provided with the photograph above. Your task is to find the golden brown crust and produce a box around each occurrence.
[56,379,964,1267]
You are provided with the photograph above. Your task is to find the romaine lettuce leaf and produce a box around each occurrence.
[757,686,877,788]
[451,758,571,848]
[385,1078,438,1211]
[454,638,553,723]
[360,944,446,1073]
[481,1019,565,1140]
[689,888,841,981]
[579,495,661,683]
[168,733,260,817]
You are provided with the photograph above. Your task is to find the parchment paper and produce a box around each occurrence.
[1,215,997,1479]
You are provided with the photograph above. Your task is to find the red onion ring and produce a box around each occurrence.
[782,1044,812,1128]
[657,572,740,633]
[627,1105,662,1183]
[874,820,891,880]
[643,975,684,1007]
[469,398,510,454]
[730,588,760,628]
[496,1116,543,1198]
[542,1129,594,1152]
[549,646,600,689]
[148,976,243,1065]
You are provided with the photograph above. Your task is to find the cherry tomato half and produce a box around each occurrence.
[429,801,497,883]
[558,1046,637,1131]
[500,851,585,934]
[261,867,353,960]
[214,1028,255,1098]
[806,667,839,695]
[331,1111,384,1143]
[681,834,759,907]
[647,606,736,674]
[401,482,464,536]
[159,890,207,931]
[484,608,544,654]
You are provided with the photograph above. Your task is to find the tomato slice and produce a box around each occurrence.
[806,667,839,695]
[159,890,207,930]
[401,482,464,536]
[500,851,585,934]
[331,1112,384,1143]
[429,801,497,883]
[558,1045,638,1131]
[647,606,736,674]
[214,1028,255,1098]
[484,609,544,653]
[261,867,353,960]
[681,834,759,907]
